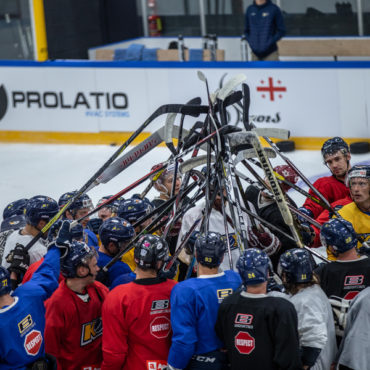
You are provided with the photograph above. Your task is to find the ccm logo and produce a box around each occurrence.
[235,313,253,325]
[344,275,364,286]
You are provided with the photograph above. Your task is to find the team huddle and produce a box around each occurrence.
[0,135,369,370]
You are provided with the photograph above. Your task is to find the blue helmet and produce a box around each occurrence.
[195,232,226,268]
[3,198,28,220]
[117,198,151,224]
[1,215,26,233]
[237,248,270,285]
[97,196,121,214]
[25,196,59,227]
[278,248,313,284]
[321,137,349,159]
[61,241,97,278]
[131,194,153,210]
[134,234,169,270]
[58,191,93,213]
[0,267,11,296]
[98,217,135,247]
[320,218,357,253]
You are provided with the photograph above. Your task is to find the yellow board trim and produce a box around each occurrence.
[0,131,369,150]
[32,0,48,61]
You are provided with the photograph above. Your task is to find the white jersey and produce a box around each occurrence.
[290,284,337,370]
[336,287,370,370]
[1,229,47,269]
[176,201,247,271]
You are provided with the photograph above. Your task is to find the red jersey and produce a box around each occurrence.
[22,258,64,284]
[303,175,350,218]
[101,277,176,370]
[312,196,353,247]
[44,280,108,370]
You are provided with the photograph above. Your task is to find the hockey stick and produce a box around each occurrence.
[22,103,206,254]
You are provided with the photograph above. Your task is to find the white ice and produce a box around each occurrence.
[0,143,369,222]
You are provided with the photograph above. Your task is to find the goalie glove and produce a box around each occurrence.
[6,243,30,276]
[248,225,281,256]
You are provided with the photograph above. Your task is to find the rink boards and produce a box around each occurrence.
[0,60,369,149]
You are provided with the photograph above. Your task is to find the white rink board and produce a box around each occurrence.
[0,61,369,138]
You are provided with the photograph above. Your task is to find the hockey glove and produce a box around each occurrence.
[48,219,63,243]
[87,218,103,235]
[248,226,281,256]
[298,222,315,246]
[158,256,179,280]
[54,220,74,258]
[6,243,30,276]
[184,231,200,255]
[297,207,314,224]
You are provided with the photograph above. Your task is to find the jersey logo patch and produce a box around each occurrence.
[344,275,364,286]
[235,331,255,355]
[24,330,42,356]
[18,314,33,334]
[151,299,169,311]
[80,318,103,346]
[235,313,253,325]
[217,288,233,303]
[150,316,171,339]
[146,360,168,370]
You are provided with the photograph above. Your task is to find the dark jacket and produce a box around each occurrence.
[244,0,286,59]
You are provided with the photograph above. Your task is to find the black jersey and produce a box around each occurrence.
[215,291,302,370]
[315,256,370,300]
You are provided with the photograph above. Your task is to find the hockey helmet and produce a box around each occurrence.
[195,232,227,268]
[278,248,313,284]
[25,195,59,227]
[237,248,270,285]
[3,198,28,220]
[151,163,180,183]
[58,191,93,213]
[134,234,169,270]
[98,217,135,247]
[346,165,370,186]
[61,241,97,278]
[97,195,121,214]
[321,137,349,160]
[0,267,11,296]
[273,165,299,185]
[117,198,151,224]
[131,194,154,210]
[320,218,357,253]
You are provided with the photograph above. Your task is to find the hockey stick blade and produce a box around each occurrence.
[217,74,247,101]
[179,155,216,174]
[234,147,276,164]
[252,127,290,140]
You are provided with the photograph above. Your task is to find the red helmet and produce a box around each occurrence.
[273,165,299,185]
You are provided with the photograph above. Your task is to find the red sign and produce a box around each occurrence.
[150,316,171,339]
[24,330,42,356]
[257,77,287,101]
[235,331,255,355]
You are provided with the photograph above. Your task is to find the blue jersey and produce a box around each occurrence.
[168,270,242,369]
[97,251,131,288]
[0,246,60,369]
[110,271,136,290]
[83,228,99,249]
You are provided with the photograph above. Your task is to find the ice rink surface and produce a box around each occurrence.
[0,142,369,222]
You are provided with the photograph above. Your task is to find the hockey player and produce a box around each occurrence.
[215,248,302,369]
[334,286,370,370]
[0,198,28,264]
[58,191,99,248]
[101,234,176,370]
[278,248,337,370]
[117,197,152,271]
[97,217,134,288]
[0,220,71,369]
[301,137,351,219]
[337,165,370,247]
[315,218,370,339]
[244,164,299,267]
[44,239,108,369]
[1,196,59,282]
[168,232,241,370]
